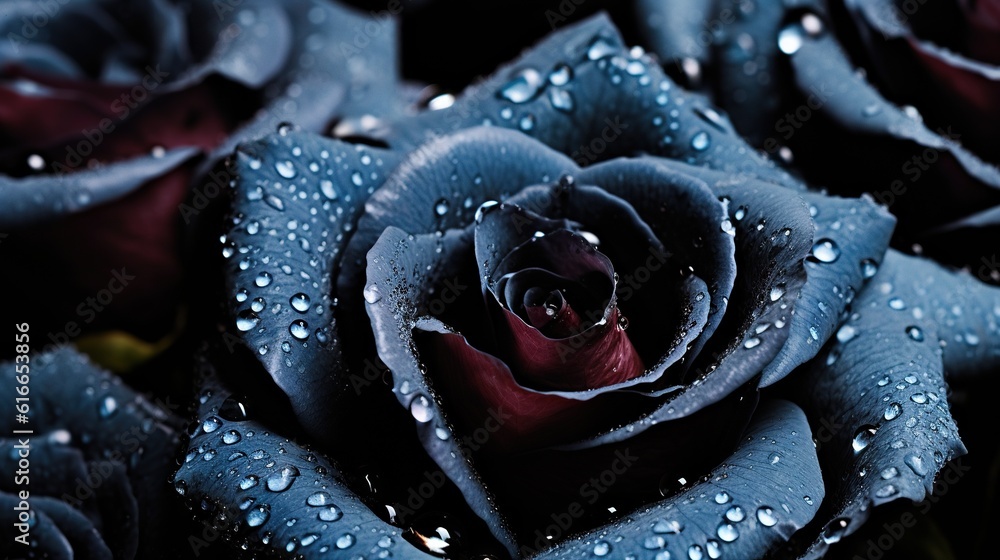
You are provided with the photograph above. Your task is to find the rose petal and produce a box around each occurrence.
[376,13,802,190]
[474,203,644,391]
[0,348,182,558]
[174,373,451,560]
[786,250,989,557]
[529,400,824,560]
[560,166,814,449]
[222,129,402,443]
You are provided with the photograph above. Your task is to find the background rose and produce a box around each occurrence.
[0,0,401,350]
[0,348,182,559]
[631,0,1000,279]
[173,15,1000,560]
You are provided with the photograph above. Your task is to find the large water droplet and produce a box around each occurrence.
[219,396,249,421]
[498,68,543,103]
[883,402,902,421]
[717,523,739,542]
[336,533,355,549]
[289,320,310,340]
[363,283,382,304]
[861,259,879,279]
[240,475,259,490]
[778,26,803,54]
[319,505,343,521]
[246,504,270,527]
[587,36,618,60]
[255,271,273,287]
[756,507,777,527]
[290,293,311,313]
[320,179,338,200]
[725,506,745,522]
[307,492,333,506]
[852,425,877,453]
[691,131,711,151]
[549,88,574,112]
[549,63,573,85]
[99,396,118,418]
[275,160,297,179]
[810,239,841,263]
[410,395,434,422]
[435,198,450,217]
[222,430,242,444]
[236,310,260,332]
[202,417,222,433]
[593,541,611,556]
[266,465,300,492]
[905,454,928,476]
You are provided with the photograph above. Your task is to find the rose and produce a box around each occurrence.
[0,348,182,559]
[173,14,1000,560]
[0,0,401,348]
[634,0,1000,276]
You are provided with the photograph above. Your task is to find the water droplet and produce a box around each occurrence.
[246,505,270,527]
[691,131,711,151]
[756,507,777,527]
[99,396,118,418]
[715,492,730,504]
[718,523,739,542]
[725,506,745,522]
[549,63,573,85]
[744,336,762,349]
[289,293,311,313]
[778,26,803,54]
[650,519,683,536]
[255,271,272,287]
[518,114,536,131]
[587,36,618,60]
[236,310,260,332]
[219,397,249,421]
[498,68,543,103]
[644,536,666,550]
[266,465,299,492]
[319,505,343,521]
[861,259,879,279]
[435,198,451,217]
[688,544,704,560]
[770,284,786,301]
[906,326,924,341]
[336,533,355,549]
[862,104,882,117]
[275,160,297,179]
[250,297,266,313]
[549,88,574,112]
[593,541,611,556]
[888,297,906,310]
[364,283,382,304]
[810,239,841,263]
[240,475,260,490]
[307,492,333,506]
[883,402,902,421]
[222,430,242,444]
[351,171,363,186]
[874,484,898,498]
[202,417,222,433]
[289,320,310,340]
[320,179,338,200]
[410,395,434,422]
[852,425,877,453]
[905,454,927,476]
[910,392,927,404]
[837,324,858,343]
[823,518,850,544]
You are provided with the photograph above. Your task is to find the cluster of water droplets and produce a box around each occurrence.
[226,129,391,360]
